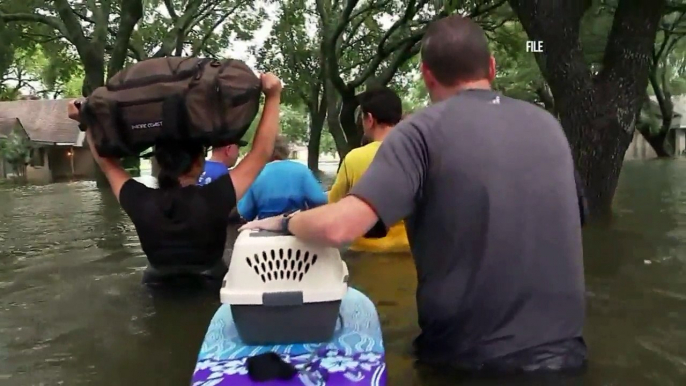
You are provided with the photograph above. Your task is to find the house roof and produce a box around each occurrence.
[648,95,685,117]
[0,99,82,146]
[0,117,20,138]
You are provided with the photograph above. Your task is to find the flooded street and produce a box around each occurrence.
[1,160,686,385]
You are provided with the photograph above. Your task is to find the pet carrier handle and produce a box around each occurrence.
[248,229,290,237]
[262,291,304,306]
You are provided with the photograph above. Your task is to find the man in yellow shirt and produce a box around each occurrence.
[328,87,409,253]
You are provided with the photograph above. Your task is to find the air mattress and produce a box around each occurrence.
[191,288,386,385]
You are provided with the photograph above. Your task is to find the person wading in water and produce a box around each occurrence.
[328,87,409,253]
[70,73,283,288]
[239,16,588,376]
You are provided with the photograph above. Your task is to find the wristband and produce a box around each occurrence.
[280,210,300,235]
[280,214,293,234]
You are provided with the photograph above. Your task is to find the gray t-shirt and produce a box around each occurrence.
[350,89,586,367]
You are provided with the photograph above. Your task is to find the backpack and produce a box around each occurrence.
[79,57,261,157]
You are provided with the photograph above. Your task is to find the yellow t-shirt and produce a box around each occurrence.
[328,141,410,253]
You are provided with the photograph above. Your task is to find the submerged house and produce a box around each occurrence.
[0,99,96,183]
[626,95,686,161]
[665,95,686,156]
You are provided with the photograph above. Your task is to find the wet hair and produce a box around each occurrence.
[154,140,205,189]
[356,87,403,126]
[421,15,491,86]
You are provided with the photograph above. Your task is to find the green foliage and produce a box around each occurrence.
[640,8,686,139]
[133,0,268,58]
[490,20,540,102]
[239,103,337,156]
[0,44,82,99]
[255,0,321,106]
[0,127,32,175]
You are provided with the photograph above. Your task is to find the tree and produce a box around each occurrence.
[638,9,686,157]
[508,0,668,215]
[0,126,32,179]
[256,0,328,170]
[0,0,146,178]
[131,0,267,59]
[1,45,83,99]
[489,20,554,111]
[0,0,264,179]
[318,0,507,158]
[0,0,145,94]
[0,19,38,100]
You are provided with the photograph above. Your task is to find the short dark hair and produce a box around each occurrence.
[421,15,491,86]
[356,87,403,126]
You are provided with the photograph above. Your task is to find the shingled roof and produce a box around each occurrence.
[0,117,21,138]
[0,99,81,145]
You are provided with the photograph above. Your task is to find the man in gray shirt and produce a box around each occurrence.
[241,15,587,374]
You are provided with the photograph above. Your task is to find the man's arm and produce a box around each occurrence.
[287,123,428,246]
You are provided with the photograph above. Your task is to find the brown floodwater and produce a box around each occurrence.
[1,160,685,385]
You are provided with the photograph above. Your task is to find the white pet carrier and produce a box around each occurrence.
[220,229,349,345]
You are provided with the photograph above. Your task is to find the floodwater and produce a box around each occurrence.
[1,160,686,385]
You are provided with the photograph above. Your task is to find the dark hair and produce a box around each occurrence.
[421,15,491,86]
[155,140,205,189]
[356,87,403,126]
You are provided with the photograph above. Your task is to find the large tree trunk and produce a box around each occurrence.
[305,86,328,171]
[325,82,352,159]
[643,67,675,157]
[510,0,666,215]
[307,110,326,171]
[339,93,363,149]
[326,91,363,160]
[327,100,350,159]
[636,124,671,157]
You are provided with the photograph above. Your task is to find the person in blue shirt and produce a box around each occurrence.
[237,136,327,220]
[197,140,247,186]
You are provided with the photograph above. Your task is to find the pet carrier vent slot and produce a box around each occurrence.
[245,248,319,282]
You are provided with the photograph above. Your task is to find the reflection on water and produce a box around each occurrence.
[1,161,686,385]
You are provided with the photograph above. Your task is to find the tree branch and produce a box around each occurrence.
[0,11,68,37]
[153,0,205,57]
[350,30,423,88]
[21,32,65,44]
[191,1,246,55]
[330,0,360,46]
[315,0,350,94]
[108,0,143,77]
[52,0,89,48]
[164,0,179,21]
[70,8,145,61]
[376,0,425,57]
[377,42,420,85]
[87,0,110,47]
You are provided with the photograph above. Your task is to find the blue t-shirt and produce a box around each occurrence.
[198,160,228,186]
[237,160,327,220]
